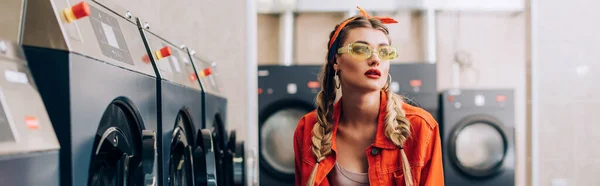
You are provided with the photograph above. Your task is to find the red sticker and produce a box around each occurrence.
[25,116,39,130]
[307,81,320,89]
[410,79,422,87]
[496,95,507,102]
[189,74,198,82]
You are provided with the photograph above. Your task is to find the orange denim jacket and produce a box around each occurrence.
[293,91,444,186]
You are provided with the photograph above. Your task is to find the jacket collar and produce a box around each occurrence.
[315,90,398,185]
[332,90,398,150]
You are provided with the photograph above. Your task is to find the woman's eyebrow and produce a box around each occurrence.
[353,40,389,47]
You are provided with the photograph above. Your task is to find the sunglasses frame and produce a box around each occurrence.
[337,42,399,60]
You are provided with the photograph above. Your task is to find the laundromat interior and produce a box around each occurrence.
[0,0,598,185]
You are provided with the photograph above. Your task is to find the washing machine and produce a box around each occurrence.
[0,39,60,186]
[389,63,438,120]
[257,65,321,186]
[189,52,230,185]
[439,89,515,186]
[225,130,248,186]
[21,1,158,185]
[137,24,212,186]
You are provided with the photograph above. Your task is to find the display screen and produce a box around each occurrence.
[89,5,134,65]
[0,95,15,143]
[101,22,120,49]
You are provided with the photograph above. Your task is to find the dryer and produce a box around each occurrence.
[22,1,158,185]
[257,65,321,186]
[439,89,515,186]
[0,39,60,186]
[225,130,248,186]
[389,63,438,120]
[189,52,230,185]
[138,25,210,186]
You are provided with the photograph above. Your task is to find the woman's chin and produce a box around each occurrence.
[345,84,385,92]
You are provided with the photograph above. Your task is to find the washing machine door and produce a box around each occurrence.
[225,131,246,186]
[259,101,313,180]
[88,101,156,186]
[169,114,195,186]
[448,114,508,178]
[210,115,227,185]
[196,129,218,186]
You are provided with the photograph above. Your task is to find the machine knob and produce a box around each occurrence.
[199,68,212,77]
[155,46,172,60]
[189,74,198,82]
[63,1,90,23]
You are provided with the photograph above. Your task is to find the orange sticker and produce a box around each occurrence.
[307,81,320,89]
[410,79,422,87]
[25,116,39,130]
[496,95,507,102]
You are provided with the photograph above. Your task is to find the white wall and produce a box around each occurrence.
[532,0,600,185]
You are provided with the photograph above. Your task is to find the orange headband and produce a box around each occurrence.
[328,6,399,49]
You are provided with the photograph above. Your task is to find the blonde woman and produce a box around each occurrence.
[293,7,444,186]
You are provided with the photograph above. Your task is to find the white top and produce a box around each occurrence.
[328,161,369,186]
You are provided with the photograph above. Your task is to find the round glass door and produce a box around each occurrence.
[169,114,194,186]
[260,106,310,179]
[449,115,508,178]
[88,102,140,186]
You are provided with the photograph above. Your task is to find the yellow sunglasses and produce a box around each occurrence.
[337,42,399,61]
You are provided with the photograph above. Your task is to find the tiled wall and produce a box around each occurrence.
[534,0,600,185]
[258,11,527,186]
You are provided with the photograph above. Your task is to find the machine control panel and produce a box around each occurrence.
[190,54,223,96]
[88,4,134,65]
[0,39,59,155]
[22,0,157,77]
[140,26,202,91]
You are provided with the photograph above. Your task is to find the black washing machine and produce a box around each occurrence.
[257,65,321,186]
[138,24,210,186]
[439,89,515,186]
[389,63,438,120]
[0,39,60,186]
[22,1,158,185]
[225,130,248,186]
[190,52,231,186]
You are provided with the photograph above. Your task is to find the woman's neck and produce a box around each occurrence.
[339,89,381,128]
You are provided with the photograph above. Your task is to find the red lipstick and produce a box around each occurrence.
[364,69,381,79]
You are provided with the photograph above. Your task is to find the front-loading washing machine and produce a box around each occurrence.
[189,53,230,185]
[439,89,515,186]
[0,39,60,186]
[389,63,438,120]
[257,65,322,186]
[22,1,158,185]
[138,23,213,186]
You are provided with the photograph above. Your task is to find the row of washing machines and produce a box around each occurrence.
[257,64,515,186]
[0,1,245,186]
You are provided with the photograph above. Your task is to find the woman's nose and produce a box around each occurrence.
[368,53,381,66]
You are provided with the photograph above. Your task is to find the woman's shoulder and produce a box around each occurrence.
[401,103,439,131]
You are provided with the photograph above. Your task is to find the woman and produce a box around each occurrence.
[293,7,444,186]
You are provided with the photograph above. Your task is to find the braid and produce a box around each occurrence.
[306,65,337,186]
[384,87,414,186]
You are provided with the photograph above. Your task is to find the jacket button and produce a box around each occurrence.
[371,148,380,155]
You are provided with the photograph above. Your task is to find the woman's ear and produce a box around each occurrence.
[333,62,339,72]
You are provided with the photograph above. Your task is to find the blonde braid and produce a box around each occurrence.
[384,87,414,186]
[306,79,336,186]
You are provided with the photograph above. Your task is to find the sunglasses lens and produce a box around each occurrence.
[350,44,372,59]
[379,46,398,60]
